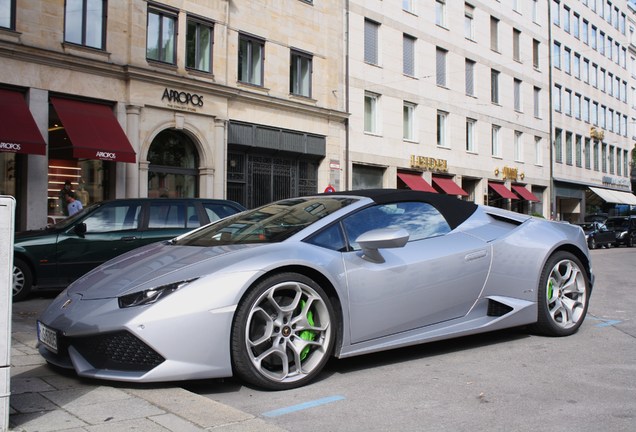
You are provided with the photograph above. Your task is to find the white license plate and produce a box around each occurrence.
[37,321,58,353]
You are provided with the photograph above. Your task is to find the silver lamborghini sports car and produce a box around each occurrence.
[37,189,593,390]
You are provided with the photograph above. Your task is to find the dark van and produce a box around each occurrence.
[13,198,245,300]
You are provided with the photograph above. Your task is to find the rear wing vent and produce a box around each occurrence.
[486,212,523,226]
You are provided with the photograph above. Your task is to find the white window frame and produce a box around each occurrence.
[403,102,416,141]
[436,0,447,27]
[491,125,501,158]
[466,118,477,153]
[437,110,449,148]
[514,131,523,162]
[364,92,380,134]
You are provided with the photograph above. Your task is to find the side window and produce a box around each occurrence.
[305,223,347,252]
[342,202,451,250]
[83,204,141,233]
[148,202,186,228]
[186,205,200,229]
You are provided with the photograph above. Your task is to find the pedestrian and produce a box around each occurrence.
[65,193,83,216]
[59,180,73,215]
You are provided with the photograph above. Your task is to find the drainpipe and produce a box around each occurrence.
[547,0,555,219]
[345,0,350,190]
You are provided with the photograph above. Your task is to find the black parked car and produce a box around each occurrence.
[13,198,245,301]
[575,221,615,249]
[604,216,636,247]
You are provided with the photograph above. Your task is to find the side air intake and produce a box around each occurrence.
[487,299,514,317]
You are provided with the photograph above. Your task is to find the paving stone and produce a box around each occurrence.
[10,376,56,395]
[42,386,132,408]
[148,413,205,432]
[84,418,172,432]
[9,409,88,432]
[10,392,58,413]
[209,418,288,432]
[64,397,165,425]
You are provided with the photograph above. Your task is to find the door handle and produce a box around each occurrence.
[121,236,138,241]
[465,249,487,262]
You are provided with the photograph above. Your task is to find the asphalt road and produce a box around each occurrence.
[186,247,636,432]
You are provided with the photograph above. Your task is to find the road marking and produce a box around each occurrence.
[262,395,346,417]
[588,316,622,327]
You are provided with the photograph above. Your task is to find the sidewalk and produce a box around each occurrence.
[8,298,287,432]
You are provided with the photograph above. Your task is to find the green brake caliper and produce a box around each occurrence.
[547,280,554,300]
[299,300,316,361]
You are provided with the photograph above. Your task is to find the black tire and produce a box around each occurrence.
[13,258,33,302]
[231,272,336,390]
[588,238,596,250]
[628,234,635,248]
[531,251,590,337]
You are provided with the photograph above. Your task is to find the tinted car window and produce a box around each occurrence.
[342,202,451,250]
[306,224,348,252]
[203,202,245,222]
[83,203,141,233]
[148,202,187,228]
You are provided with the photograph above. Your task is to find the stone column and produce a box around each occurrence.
[25,88,49,229]
[213,119,227,198]
[126,105,142,198]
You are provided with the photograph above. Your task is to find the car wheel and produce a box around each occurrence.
[231,272,335,390]
[628,234,635,247]
[13,258,33,302]
[531,252,589,337]
[588,238,596,250]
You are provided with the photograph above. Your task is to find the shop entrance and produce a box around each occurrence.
[148,129,199,198]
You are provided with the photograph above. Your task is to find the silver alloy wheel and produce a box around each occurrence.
[244,280,332,384]
[546,259,587,329]
[13,265,25,297]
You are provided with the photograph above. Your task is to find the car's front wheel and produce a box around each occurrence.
[231,273,335,390]
[532,252,590,337]
[13,258,33,302]
[588,238,596,250]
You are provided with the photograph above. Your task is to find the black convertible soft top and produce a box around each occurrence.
[322,189,478,230]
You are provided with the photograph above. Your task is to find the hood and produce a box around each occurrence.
[68,241,262,300]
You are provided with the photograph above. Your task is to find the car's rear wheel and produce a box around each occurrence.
[13,258,33,302]
[231,273,335,390]
[588,238,596,250]
[532,251,589,337]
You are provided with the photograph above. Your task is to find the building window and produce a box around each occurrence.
[563,47,571,74]
[403,0,415,13]
[465,59,475,96]
[492,125,501,157]
[403,102,416,141]
[565,132,573,165]
[532,0,539,23]
[552,0,560,26]
[573,53,580,79]
[533,87,541,118]
[584,138,591,169]
[364,92,380,134]
[238,34,264,86]
[186,18,213,73]
[65,0,106,49]
[514,79,522,112]
[593,141,599,171]
[533,39,540,69]
[436,47,447,87]
[466,119,476,153]
[436,0,446,27]
[365,19,379,65]
[575,135,583,167]
[147,6,177,64]
[563,89,571,116]
[513,29,521,62]
[553,84,561,112]
[573,13,580,38]
[563,6,570,32]
[490,16,499,51]
[514,131,523,162]
[491,69,499,104]
[583,97,590,122]
[0,0,15,29]
[555,128,563,163]
[403,34,415,76]
[534,136,542,165]
[553,41,561,68]
[601,143,607,173]
[290,50,312,97]
[573,94,581,119]
[465,3,474,40]
[437,111,448,148]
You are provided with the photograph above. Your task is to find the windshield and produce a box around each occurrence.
[48,203,100,230]
[174,196,357,246]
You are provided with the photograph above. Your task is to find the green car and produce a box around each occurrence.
[13,198,245,301]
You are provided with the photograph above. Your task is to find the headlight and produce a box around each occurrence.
[118,279,198,308]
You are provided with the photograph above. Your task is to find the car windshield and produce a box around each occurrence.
[48,203,100,230]
[174,196,357,246]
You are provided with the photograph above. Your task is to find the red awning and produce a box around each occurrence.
[397,172,437,193]
[432,176,469,196]
[489,182,518,199]
[0,88,46,155]
[511,185,540,202]
[50,97,136,163]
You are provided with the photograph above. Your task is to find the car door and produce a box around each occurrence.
[341,202,491,344]
[55,201,143,284]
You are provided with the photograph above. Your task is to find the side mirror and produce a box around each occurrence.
[74,222,87,237]
[356,227,409,263]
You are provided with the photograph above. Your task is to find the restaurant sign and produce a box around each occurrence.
[162,88,204,111]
